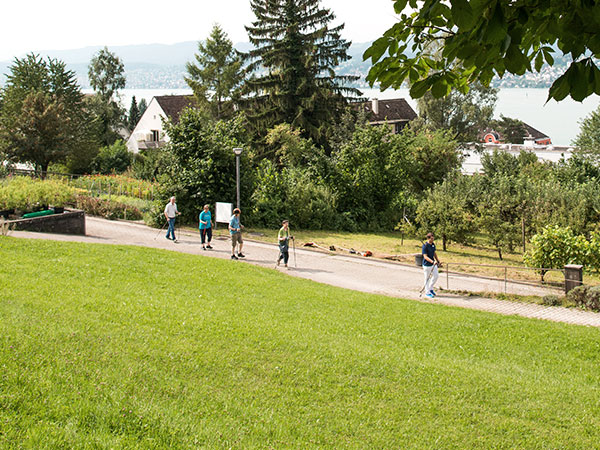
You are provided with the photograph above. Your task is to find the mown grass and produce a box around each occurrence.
[1,237,600,449]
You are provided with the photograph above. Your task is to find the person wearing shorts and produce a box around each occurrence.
[229,208,244,260]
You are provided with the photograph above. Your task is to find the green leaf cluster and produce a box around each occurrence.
[365,0,600,102]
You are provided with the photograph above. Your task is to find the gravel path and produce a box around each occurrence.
[9,216,600,328]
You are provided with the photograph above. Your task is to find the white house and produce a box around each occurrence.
[127,95,195,153]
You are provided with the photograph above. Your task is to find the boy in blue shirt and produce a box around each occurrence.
[422,232,442,298]
[199,204,213,250]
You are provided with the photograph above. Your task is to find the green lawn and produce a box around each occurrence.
[1,237,600,449]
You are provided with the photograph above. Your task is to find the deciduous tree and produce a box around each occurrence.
[364,0,600,102]
[0,54,95,176]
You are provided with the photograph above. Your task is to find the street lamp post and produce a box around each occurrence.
[233,147,243,209]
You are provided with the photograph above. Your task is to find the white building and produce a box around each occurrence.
[127,95,195,153]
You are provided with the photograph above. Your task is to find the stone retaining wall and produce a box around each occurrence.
[8,209,85,235]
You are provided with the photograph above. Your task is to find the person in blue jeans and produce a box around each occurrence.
[164,196,180,241]
[422,232,442,298]
[199,204,213,250]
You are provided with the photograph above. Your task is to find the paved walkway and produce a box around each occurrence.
[9,217,600,328]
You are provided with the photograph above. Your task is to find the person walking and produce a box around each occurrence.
[422,232,442,298]
[229,208,244,260]
[164,196,180,241]
[276,220,294,269]
[199,204,213,250]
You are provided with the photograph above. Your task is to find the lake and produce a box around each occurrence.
[112,88,600,147]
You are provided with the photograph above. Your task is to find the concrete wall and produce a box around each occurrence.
[126,98,168,153]
[9,209,85,235]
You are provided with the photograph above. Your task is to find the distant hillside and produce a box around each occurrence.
[0,41,572,90]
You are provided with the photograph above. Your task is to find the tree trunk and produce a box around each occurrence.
[442,235,447,252]
[41,163,49,180]
[497,245,503,261]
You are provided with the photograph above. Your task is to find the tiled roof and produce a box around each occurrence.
[522,123,550,140]
[358,98,418,122]
[154,95,196,123]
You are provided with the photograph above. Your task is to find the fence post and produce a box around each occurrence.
[504,267,507,293]
[564,264,583,294]
[446,263,449,290]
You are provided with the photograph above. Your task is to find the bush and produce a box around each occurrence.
[567,286,600,312]
[92,140,132,174]
[75,195,143,221]
[524,226,589,280]
[542,295,562,307]
[249,161,338,229]
[0,176,77,211]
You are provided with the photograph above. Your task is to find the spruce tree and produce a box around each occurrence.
[185,24,243,119]
[138,98,148,117]
[128,95,140,131]
[243,0,361,150]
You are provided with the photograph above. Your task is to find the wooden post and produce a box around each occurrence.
[522,216,526,254]
[564,264,583,294]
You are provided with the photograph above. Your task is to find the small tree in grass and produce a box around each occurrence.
[416,177,473,251]
[524,226,589,281]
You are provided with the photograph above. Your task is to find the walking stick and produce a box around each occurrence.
[154,219,169,240]
[419,262,437,298]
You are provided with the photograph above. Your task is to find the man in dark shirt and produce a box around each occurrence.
[422,232,442,298]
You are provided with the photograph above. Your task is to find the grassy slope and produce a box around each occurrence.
[1,237,599,449]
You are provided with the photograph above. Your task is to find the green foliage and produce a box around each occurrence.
[573,105,600,164]
[87,47,127,146]
[567,285,600,312]
[160,109,251,224]
[0,54,97,175]
[365,0,600,102]
[127,95,140,131]
[416,176,473,251]
[490,116,529,144]
[524,226,589,277]
[70,174,157,200]
[75,195,143,221]
[331,124,412,229]
[138,98,148,117]
[417,82,498,143]
[481,149,539,178]
[0,176,77,210]
[542,295,562,307]
[185,24,243,120]
[88,47,126,101]
[92,140,132,174]
[130,148,172,181]
[399,127,463,192]
[243,0,361,149]
[250,160,337,229]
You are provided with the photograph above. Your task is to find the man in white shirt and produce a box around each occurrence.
[164,196,180,241]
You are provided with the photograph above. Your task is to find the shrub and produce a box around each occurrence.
[567,285,600,312]
[92,141,132,174]
[75,195,143,221]
[0,176,77,211]
[542,295,562,307]
[524,226,589,280]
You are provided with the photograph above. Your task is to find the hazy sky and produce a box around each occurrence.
[1,0,399,60]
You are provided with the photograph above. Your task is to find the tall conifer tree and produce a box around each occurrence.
[243,0,361,150]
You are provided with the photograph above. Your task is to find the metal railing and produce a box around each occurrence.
[443,261,567,294]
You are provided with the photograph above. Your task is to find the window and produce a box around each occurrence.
[152,130,160,142]
[394,122,407,134]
